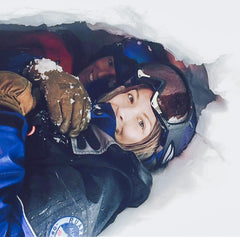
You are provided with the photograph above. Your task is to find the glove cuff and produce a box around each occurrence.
[0,93,22,114]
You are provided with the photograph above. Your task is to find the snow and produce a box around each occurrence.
[1,0,240,236]
[33,58,63,79]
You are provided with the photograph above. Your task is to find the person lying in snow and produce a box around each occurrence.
[0,27,215,135]
[0,26,216,236]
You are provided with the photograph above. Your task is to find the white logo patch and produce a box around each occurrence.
[49,216,84,237]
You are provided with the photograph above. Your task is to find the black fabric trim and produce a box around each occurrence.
[0,105,16,112]
[0,112,24,130]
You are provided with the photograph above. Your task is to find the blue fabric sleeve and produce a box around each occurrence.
[7,53,39,75]
[0,111,35,236]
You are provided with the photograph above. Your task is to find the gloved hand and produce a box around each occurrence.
[0,71,36,115]
[24,58,92,137]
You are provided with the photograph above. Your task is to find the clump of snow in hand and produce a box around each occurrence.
[34,58,63,80]
[34,58,63,73]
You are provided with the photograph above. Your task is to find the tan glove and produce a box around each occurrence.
[42,70,91,137]
[0,71,36,115]
[24,58,91,137]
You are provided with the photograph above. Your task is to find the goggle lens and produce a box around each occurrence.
[137,65,190,125]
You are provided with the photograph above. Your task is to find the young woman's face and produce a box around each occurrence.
[109,88,157,145]
[78,56,116,85]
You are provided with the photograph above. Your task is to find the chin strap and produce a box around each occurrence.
[90,103,116,138]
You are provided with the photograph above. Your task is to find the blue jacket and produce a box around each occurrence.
[0,111,36,236]
[0,108,152,236]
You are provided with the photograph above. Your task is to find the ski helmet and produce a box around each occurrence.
[92,38,197,170]
[131,63,197,170]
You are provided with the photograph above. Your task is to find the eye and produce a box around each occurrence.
[138,119,144,129]
[128,93,134,103]
[108,58,114,67]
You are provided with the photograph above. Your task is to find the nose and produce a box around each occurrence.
[118,106,126,123]
[118,106,136,125]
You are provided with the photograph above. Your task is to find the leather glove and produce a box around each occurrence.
[0,71,36,115]
[24,59,92,137]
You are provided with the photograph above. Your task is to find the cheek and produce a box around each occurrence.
[79,64,91,75]
[78,67,92,85]
[117,125,142,145]
[97,67,116,79]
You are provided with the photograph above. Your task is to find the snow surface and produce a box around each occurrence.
[1,0,240,236]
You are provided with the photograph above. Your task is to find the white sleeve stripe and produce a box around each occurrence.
[17,196,37,237]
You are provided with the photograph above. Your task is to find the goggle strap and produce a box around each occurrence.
[161,143,175,164]
[151,91,162,115]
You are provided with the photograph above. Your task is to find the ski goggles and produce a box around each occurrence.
[133,64,191,124]
[131,63,197,170]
